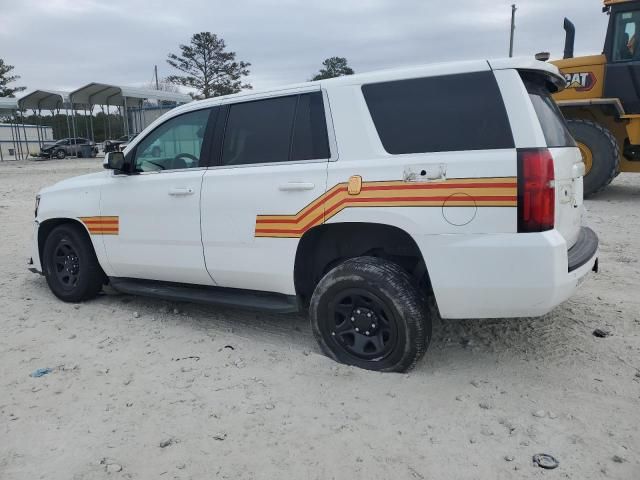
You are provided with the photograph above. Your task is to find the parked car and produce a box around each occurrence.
[103,134,137,153]
[29,58,598,372]
[39,138,98,159]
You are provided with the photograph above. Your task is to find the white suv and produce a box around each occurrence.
[29,58,598,372]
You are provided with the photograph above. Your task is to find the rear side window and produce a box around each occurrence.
[361,71,514,154]
[524,77,576,148]
[221,92,330,166]
[291,92,330,161]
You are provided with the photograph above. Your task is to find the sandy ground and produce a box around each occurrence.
[0,158,639,480]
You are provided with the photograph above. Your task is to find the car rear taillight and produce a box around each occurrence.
[517,149,555,233]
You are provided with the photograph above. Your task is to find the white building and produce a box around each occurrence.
[0,123,53,160]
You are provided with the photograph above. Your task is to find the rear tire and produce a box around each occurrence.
[566,119,619,197]
[42,223,106,302]
[309,256,432,372]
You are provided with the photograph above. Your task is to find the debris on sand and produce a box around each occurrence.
[172,356,201,362]
[533,453,559,469]
[30,367,52,378]
[159,438,177,448]
[100,458,123,473]
[532,410,546,418]
[612,455,626,463]
[106,463,123,473]
[504,455,515,462]
[593,328,611,338]
[212,432,227,441]
[133,311,140,319]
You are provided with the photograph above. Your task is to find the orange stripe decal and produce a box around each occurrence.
[255,177,517,238]
[79,216,120,235]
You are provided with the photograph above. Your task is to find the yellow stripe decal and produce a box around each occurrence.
[79,216,120,236]
[255,177,517,238]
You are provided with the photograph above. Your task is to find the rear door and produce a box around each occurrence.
[201,89,331,294]
[524,75,583,248]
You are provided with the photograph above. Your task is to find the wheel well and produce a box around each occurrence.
[294,223,430,306]
[38,218,91,263]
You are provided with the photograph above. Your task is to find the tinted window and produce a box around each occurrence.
[221,92,329,166]
[612,10,640,62]
[524,79,575,148]
[291,92,330,161]
[362,72,515,154]
[133,108,211,172]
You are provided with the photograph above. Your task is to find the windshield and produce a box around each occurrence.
[54,139,67,145]
[612,10,640,62]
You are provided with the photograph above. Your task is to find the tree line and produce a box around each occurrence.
[1,32,355,102]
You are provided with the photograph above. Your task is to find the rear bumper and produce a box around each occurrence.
[568,227,598,272]
[415,228,598,319]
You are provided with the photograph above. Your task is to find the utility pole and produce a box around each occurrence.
[509,4,517,58]
[154,65,159,90]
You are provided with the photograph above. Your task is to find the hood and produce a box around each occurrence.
[41,143,56,150]
[39,171,108,195]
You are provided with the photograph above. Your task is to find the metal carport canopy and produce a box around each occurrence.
[17,90,70,111]
[0,97,18,115]
[69,83,191,106]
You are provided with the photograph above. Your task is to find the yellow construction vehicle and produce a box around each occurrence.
[552,0,640,195]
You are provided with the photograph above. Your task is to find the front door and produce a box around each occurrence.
[201,89,331,294]
[99,107,216,285]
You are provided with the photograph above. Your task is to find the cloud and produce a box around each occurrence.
[1,0,609,93]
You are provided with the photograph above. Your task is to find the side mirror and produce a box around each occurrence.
[104,151,126,172]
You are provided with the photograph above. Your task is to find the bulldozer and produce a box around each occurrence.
[551,0,640,195]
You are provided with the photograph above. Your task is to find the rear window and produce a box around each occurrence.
[361,71,515,154]
[523,76,576,148]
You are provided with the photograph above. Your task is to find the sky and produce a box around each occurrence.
[0,0,610,95]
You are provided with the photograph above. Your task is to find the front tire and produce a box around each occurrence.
[566,119,619,197]
[310,257,432,372]
[55,149,66,159]
[42,224,106,302]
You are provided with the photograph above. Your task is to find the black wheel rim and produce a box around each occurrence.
[52,238,80,289]
[327,288,398,361]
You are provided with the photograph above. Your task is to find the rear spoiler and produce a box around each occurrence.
[519,69,566,93]
[487,58,566,93]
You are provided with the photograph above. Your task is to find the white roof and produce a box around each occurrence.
[0,97,18,114]
[167,56,564,115]
[18,90,70,111]
[69,83,191,106]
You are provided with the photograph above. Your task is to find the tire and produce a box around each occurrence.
[42,223,106,302]
[566,119,619,197]
[55,149,66,159]
[76,150,83,159]
[309,256,432,372]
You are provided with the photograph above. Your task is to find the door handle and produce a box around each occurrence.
[168,187,195,196]
[278,182,315,191]
[403,164,447,182]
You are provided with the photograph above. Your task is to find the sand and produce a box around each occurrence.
[0,158,638,479]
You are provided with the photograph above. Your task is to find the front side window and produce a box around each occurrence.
[362,72,514,155]
[133,108,211,172]
[221,92,330,166]
[612,10,640,62]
